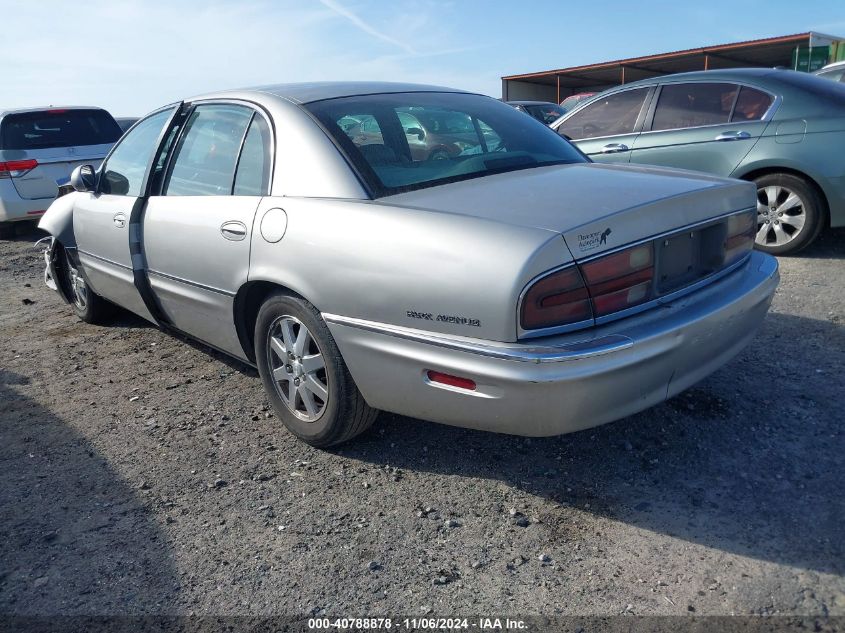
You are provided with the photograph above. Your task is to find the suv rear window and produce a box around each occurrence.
[0,109,122,150]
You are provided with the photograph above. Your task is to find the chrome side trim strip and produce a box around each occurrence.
[322,313,633,363]
[77,248,132,271]
[147,269,236,297]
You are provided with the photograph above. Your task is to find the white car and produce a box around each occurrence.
[813,60,845,83]
[0,106,122,238]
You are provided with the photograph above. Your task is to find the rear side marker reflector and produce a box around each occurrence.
[27,210,46,215]
[426,370,477,391]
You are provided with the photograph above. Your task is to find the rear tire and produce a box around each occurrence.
[58,246,112,324]
[254,292,377,447]
[753,173,825,255]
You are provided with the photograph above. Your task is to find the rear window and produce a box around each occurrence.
[524,103,565,124]
[306,92,586,197]
[0,109,122,150]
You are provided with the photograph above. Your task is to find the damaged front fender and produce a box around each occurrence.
[37,190,78,248]
[35,236,72,304]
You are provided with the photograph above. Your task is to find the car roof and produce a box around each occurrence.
[615,67,786,89]
[188,81,474,105]
[507,100,560,106]
[0,105,110,118]
[610,67,845,91]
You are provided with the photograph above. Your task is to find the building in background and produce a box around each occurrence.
[502,32,845,103]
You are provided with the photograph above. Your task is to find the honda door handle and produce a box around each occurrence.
[601,143,629,154]
[714,130,751,141]
[113,213,126,228]
[220,221,247,241]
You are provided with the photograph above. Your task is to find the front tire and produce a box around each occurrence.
[254,293,377,447]
[58,246,111,323]
[753,173,825,255]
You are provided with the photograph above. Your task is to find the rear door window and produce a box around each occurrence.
[0,109,122,150]
[651,83,738,131]
[557,88,649,140]
[164,104,253,196]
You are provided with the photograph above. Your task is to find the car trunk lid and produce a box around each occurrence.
[382,162,756,259]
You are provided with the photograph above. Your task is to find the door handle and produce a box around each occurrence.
[600,143,629,154]
[220,221,247,241]
[714,130,751,141]
[113,213,126,228]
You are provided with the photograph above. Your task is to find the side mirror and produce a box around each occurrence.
[405,127,425,140]
[70,164,96,192]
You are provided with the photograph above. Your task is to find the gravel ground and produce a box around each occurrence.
[0,224,843,619]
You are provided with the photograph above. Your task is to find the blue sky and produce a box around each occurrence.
[2,0,844,116]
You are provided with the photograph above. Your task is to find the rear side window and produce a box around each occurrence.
[651,83,738,131]
[731,86,774,121]
[233,115,271,196]
[0,109,122,150]
[557,88,649,140]
[164,104,253,196]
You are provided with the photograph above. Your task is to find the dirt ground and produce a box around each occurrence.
[1,223,843,621]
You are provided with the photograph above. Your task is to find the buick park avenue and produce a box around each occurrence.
[38,82,779,447]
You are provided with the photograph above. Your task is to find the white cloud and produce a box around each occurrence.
[317,0,416,55]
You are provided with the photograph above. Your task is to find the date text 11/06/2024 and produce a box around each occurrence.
[308,617,527,629]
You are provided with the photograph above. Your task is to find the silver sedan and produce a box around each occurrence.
[39,82,779,446]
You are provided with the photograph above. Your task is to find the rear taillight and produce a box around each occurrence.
[724,210,755,265]
[0,159,38,179]
[520,266,592,330]
[581,243,655,317]
[519,211,753,333]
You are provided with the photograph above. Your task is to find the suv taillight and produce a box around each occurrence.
[520,266,592,330]
[0,159,38,179]
[580,243,655,317]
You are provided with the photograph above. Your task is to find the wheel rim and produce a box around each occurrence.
[67,259,88,310]
[267,316,329,422]
[755,185,806,247]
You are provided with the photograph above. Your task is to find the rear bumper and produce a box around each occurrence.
[326,251,779,437]
[0,186,51,222]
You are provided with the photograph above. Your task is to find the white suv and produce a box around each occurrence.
[0,106,122,237]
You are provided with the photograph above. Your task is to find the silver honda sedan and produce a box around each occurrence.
[39,82,779,447]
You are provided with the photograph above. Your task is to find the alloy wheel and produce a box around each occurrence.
[267,315,329,422]
[756,185,806,247]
